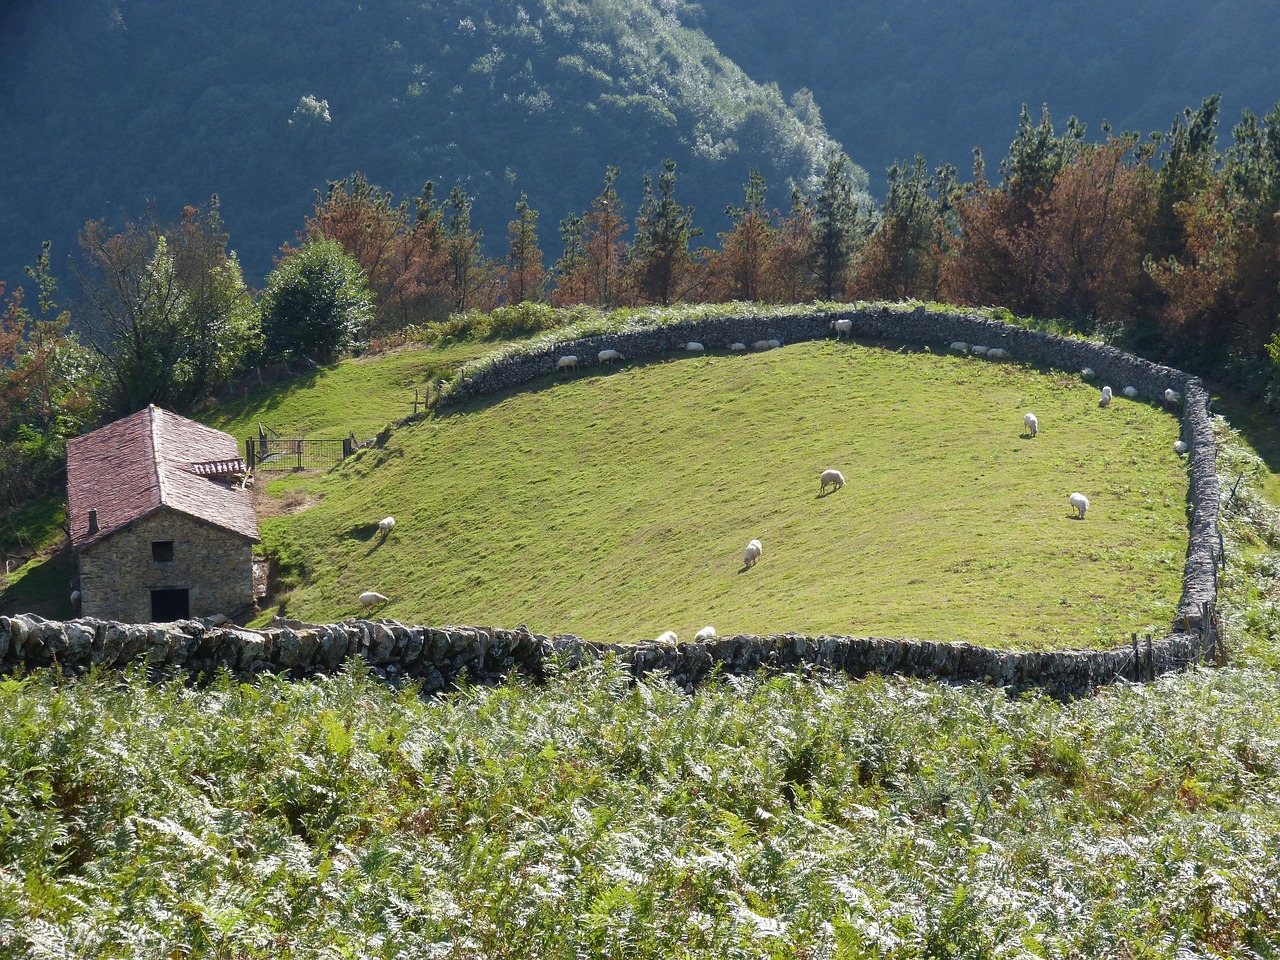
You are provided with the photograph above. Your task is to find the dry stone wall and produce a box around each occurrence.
[1,307,1222,698]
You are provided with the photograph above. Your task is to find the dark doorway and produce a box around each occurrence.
[151,588,190,621]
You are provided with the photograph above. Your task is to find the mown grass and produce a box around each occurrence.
[258,340,1187,648]
[0,496,72,619]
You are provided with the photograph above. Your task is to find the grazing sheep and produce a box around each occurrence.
[819,469,845,494]
[1164,388,1181,406]
[949,341,970,352]
[378,516,396,536]
[752,339,781,351]
[744,538,763,568]
[1069,492,1089,519]
[598,348,624,364]
[359,590,389,608]
[556,355,579,372]
[1099,386,1113,408]
[729,342,747,352]
[1024,412,1038,437]
[694,625,717,641]
[1174,440,1189,455]
[654,630,678,644]
[829,318,854,338]
[1081,367,1095,379]
[986,347,1009,359]
[682,342,705,352]
[971,344,990,355]
[1123,385,1139,398]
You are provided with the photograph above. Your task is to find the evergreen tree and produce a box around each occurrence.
[711,169,775,302]
[500,194,545,306]
[809,153,867,299]
[259,237,372,365]
[444,185,488,313]
[852,156,956,301]
[629,159,703,306]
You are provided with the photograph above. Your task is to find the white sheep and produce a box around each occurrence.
[556,355,579,372]
[1174,440,1189,455]
[729,342,747,352]
[1164,388,1181,406]
[378,516,396,536]
[654,630,678,644]
[986,347,1009,359]
[1123,385,1139,399]
[682,342,705,352]
[694,625,717,641]
[819,469,845,494]
[1069,492,1089,519]
[752,339,781,351]
[1099,386,1113,408]
[1024,412,1038,437]
[830,318,854,338]
[744,538,763,568]
[1081,367,1096,379]
[598,348,624,364]
[971,344,990,355]
[949,341,970,352]
[359,590,389,608]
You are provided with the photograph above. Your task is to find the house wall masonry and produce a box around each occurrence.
[0,307,1221,699]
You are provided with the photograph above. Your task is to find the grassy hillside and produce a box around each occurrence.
[255,339,1187,648]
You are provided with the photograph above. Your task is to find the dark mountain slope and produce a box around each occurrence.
[696,0,1280,190]
[0,0,861,289]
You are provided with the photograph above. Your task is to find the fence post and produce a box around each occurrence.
[245,438,255,470]
[1146,634,1155,682]
[1131,633,1140,682]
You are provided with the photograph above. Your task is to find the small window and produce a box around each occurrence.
[152,541,174,562]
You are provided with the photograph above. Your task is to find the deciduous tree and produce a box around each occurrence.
[709,169,776,303]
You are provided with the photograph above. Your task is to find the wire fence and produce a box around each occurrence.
[246,436,352,471]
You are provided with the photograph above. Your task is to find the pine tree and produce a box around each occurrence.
[711,169,776,302]
[629,159,703,306]
[500,194,545,306]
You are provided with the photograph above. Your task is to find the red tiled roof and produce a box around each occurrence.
[67,405,259,551]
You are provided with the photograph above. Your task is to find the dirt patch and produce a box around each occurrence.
[252,483,324,520]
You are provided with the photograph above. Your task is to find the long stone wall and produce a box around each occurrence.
[0,306,1222,698]
[0,613,1217,700]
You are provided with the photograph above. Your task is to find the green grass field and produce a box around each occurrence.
[255,340,1188,649]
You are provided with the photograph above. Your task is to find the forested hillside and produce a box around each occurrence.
[697,0,1280,190]
[0,0,855,288]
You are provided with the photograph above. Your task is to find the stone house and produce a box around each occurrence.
[66,405,260,622]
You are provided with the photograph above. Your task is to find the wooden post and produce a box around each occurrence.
[1146,634,1155,682]
[1131,634,1140,682]
[413,387,420,415]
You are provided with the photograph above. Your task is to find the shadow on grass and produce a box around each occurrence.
[1209,381,1280,479]
[1,545,74,619]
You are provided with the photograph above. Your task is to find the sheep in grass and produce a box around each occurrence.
[377,516,396,538]
[654,630,678,644]
[1069,492,1089,519]
[830,318,854,338]
[1099,386,1113,408]
[1123,385,1139,398]
[744,538,763,568]
[694,625,717,641]
[1174,440,1189,455]
[598,348,624,364]
[752,339,782,351]
[819,469,845,494]
[1164,387,1181,406]
[1024,412,1038,437]
[949,341,970,352]
[971,344,990,355]
[986,347,1009,360]
[729,342,747,352]
[682,342,705,352]
[556,355,579,373]
[359,590,389,609]
[1081,367,1096,380]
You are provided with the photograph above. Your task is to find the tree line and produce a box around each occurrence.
[4,95,1280,512]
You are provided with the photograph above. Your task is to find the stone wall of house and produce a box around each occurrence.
[79,510,255,622]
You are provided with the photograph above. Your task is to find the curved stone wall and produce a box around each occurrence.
[0,306,1221,697]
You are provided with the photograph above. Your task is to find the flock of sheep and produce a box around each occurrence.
[358,326,1189,636]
